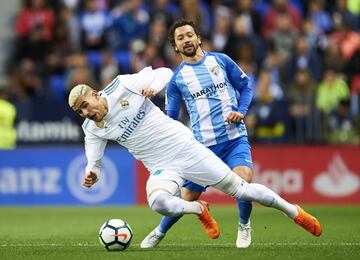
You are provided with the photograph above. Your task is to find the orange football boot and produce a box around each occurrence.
[294,205,322,237]
[197,200,220,239]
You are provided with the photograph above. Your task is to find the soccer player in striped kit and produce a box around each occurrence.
[141,19,255,248]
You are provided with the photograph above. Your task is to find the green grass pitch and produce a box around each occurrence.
[0,205,359,260]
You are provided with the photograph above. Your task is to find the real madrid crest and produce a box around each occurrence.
[209,65,220,76]
[120,99,129,109]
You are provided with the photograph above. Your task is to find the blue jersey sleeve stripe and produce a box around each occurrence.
[165,73,182,112]
[215,53,252,115]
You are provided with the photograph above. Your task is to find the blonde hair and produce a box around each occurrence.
[68,84,93,107]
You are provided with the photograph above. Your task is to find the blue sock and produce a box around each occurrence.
[237,199,252,225]
[158,215,182,234]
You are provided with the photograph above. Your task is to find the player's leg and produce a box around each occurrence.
[147,181,219,238]
[179,140,321,237]
[214,137,254,248]
[233,165,253,248]
[142,182,204,248]
[157,182,204,234]
[141,171,219,249]
[213,172,322,236]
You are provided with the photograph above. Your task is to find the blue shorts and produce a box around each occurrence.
[183,135,253,192]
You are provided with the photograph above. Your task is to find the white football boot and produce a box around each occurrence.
[236,221,252,248]
[140,228,165,248]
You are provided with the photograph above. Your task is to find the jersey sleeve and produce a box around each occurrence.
[221,53,253,115]
[83,129,108,178]
[165,76,181,120]
[119,66,173,94]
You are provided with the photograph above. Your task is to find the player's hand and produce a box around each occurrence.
[83,171,98,188]
[139,87,157,99]
[225,112,244,124]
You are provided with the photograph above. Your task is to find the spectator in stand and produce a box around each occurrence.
[346,0,360,17]
[288,69,317,143]
[271,13,298,64]
[44,20,73,77]
[246,70,289,144]
[79,0,111,50]
[179,0,212,36]
[331,0,359,30]
[148,0,179,27]
[14,0,55,62]
[262,0,303,38]
[147,17,169,59]
[58,3,81,52]
[254,68,284,101]
[329,18,360,62]
[261,49,287,98]
[131,41,167,72]
[0,79,17,149]
[211,5,232,52]
[233,41,258,99]
[223,15,263,65]
[328,99,359,145]
[99,49,119,88]
[65,52,96,94]
[307,0,333,33]
[316,68,350,115]
[110,0,150,50]
[323,39,346,73]
[9,58,49,120]
[234,0,262,36]
[302,18,327,53]
[287,35,323,83]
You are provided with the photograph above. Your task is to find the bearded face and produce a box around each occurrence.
[173,25,201,57]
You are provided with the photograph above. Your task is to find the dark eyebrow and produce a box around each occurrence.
[75,101,86,113]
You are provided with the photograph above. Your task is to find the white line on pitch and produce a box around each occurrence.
[0,242,359,247]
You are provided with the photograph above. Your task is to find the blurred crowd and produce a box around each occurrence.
[1,0,360,146]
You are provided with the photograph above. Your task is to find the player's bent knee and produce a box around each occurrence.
[233,166,253,182]
[148,191,183,216]
[146,179,180,199]
[213,172,249,198]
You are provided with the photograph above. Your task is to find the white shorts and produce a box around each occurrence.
[146,139,232,194]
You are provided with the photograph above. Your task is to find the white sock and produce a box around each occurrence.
[240,183,298,219]
[151,193,203,216]
[155,227,165,236]
[181,199,203,214]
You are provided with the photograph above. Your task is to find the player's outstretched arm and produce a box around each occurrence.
[83,132,107,188]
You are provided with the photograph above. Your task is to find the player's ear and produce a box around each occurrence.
[92,90,99,98]
[198,38,202,45]
[174,46,179,52]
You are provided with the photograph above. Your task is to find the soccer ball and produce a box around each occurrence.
[98,219,133,251]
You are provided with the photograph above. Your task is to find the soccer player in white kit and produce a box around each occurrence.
[68,66,322,246]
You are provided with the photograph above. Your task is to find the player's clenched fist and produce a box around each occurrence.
[140,87,157,98]
[225,112,244,124]
[83,171,98,188]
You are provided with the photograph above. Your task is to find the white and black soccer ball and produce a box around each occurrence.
[98,219,133,251]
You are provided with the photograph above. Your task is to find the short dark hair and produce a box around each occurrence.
[169,19,201,47]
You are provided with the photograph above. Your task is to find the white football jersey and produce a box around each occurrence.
[82,67,194,174]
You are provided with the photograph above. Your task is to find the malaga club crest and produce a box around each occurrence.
[209,65,220,76]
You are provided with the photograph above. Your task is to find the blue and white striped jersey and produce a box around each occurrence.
[166,51,252,146]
